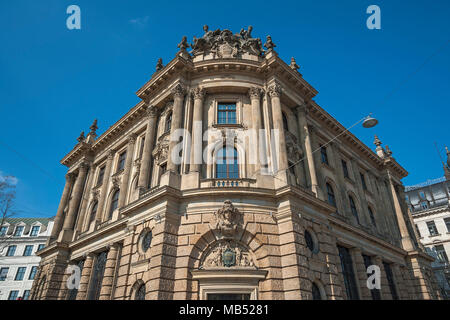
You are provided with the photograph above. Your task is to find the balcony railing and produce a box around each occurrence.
[201,178,256,188]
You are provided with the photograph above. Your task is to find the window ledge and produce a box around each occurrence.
[212,123,244,129]
[429,234,441,238]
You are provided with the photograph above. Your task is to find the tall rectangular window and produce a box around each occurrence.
[23,290,31,300]
[362,254,381,300]
[0,267,9,281]
[14,226,24,237]
[435,245,449,264]
[0,226,7,236]
[415,224,421,238]
[342,160,349,179]
[360,173,367,190]
[217,103,237,124]
[8,290,19,300]
[6,245,16,256]
[97,166,105,185]
[23,245,33,256]
[30,226,40,237]
[383,262,399,300]
[320,145,329,165]
[38,244,45,251]
[15,267,26,281]
[337,245,359,300]
[427,221,439,236]
[118,152,127,172]
[139,137,145,158]
[28,266,38,280]
[444,218,450,233]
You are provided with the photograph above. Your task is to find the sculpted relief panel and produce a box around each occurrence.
[200,240,256,269]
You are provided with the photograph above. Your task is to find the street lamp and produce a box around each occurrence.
[362,114,379,128]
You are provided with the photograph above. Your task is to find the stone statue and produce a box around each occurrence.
[190,25,264,57]
[264,35,276,52]
[290,57,300,71]
[77,131,85,143]
[156,58,163,71]
[177,36,189,52]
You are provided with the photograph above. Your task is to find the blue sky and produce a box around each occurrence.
[0,0,449,218]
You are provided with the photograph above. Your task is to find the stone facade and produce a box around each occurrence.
[31,26,441,300]
[406,154,450,298]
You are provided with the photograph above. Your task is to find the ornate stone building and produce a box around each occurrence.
[31,26,441,300]
[406,149,450,298]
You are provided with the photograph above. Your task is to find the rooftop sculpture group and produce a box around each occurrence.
[189,25,273,58]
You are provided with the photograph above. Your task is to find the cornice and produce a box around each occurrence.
[328,215,408,257]
[307,101,408,179]
[60,100,147,167]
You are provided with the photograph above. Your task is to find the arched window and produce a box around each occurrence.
[349,195,360,224]
[90,201,98,223]
[165,112,172,133]
[312,282,323,300]
[282,112,289,131]
[216,147,239,179]
[326,183,336,208]
[135,284,146,300]
[109,190,120,219]
[368,206,376,226]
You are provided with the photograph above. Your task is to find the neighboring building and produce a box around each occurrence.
[406,148,450,298]
[0,218,54,300]
[31,26,441,300]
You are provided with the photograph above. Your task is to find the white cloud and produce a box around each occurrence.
[129,16,150,28]
[0,171,18,186]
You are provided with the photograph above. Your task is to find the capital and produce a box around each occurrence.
[248,87,263,100]
[128,133,138,144]
[171,84,186,99]
[79,161,90,171]
[191,87,206,100]
[146,105,159,118]
[107,150,115,160]
[65,172,75,183]
[268,83,282,98]
[296,104,308,115]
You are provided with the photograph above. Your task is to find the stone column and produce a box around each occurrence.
[99,243,120,300]
[373,256,391,299]
[167,84,185,173]
[296,105,323,199]
[76,253,95,300]
[118,133,137,208]
[96,150,114,222]
[268,83,288,173]
[60,162,89,242]
[249,87,263,174]
[50,173,75,241]
[137,105,158,192]
[190,87,205,173]
[351,248,371,300]
[75,163,96,234]
[387,174,415,251]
